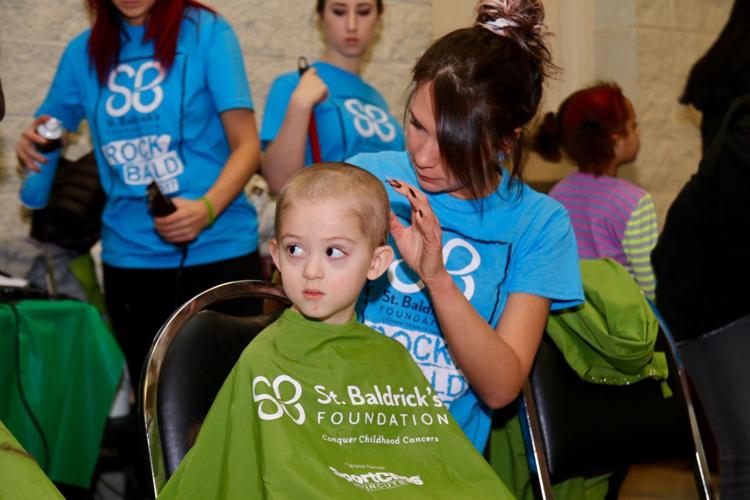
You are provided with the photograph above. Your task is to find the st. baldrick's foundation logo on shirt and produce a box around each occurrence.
[101,60,185,194]
[251,375,449,428]
[363,231,511,405]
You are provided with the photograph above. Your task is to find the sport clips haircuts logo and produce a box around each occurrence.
[329,466,423,492]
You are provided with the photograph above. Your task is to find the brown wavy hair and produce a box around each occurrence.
[408,0,554,200]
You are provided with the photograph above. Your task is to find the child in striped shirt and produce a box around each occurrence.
[533,83,658,299]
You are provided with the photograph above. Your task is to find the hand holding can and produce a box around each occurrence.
[19,117,64,209]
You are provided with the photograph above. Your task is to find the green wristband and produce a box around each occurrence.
[200,196,215,227]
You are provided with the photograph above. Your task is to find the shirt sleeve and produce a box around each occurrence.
[507,199,584,311]
[622,193,658,300]
[259,75,297,150]
[36,39,86,132]
[205,16,254,113]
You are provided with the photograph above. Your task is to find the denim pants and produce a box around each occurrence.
[679,314,750,500]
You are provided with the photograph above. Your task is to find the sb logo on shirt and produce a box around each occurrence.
[344,98,397,143]
[106,61,166,117]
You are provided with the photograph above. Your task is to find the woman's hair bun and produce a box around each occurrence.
[475,0,548,53]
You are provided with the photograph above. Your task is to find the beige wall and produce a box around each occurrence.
[527,0,732,225]
[0,0,734,235]
[595,0,731,224]
[432,0,475,38]
[0,0,432,238]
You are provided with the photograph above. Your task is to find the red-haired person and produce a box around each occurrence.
[534,83,658,299]
[15,0,263,386]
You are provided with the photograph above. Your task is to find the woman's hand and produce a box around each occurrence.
[386,179,449,288]
[16,115,54,172]
[291,68,328,110]
[153,197,210,244]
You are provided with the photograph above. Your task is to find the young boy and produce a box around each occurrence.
[158,164,513,499]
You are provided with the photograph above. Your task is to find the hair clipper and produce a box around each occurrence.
[147,181,176,217]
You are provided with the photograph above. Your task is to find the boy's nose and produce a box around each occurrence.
[302,256,324,279]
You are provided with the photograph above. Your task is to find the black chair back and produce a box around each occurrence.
[141,280,289,496]
[157,309,282,476]
[521,331,713,499]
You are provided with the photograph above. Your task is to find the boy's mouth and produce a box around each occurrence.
[303,289,325,299]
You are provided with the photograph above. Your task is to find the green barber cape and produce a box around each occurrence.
[159,309,513,499]
[0,420,64,500]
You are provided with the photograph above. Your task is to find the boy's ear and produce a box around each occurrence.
[269,239,281,272]
[367,244,394,281]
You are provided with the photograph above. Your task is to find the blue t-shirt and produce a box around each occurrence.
[350,150,583,452]
[260,61,404,165]
[37,9,257,268]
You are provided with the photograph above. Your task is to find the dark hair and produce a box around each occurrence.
[680,0,750,147]
[316,0,384,15]
[533,82,630,175]
[87,0,216,85]
[408,0,553,200]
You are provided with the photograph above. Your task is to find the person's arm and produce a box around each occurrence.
[261,69,328,193]
[154,108,260,243]
[16,39,85,172]
[387,180,550,408]
[622,193,658,300]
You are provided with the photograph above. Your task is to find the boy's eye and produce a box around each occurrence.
[332,8,346,16]
[286,244,304,257]
[326,247,346,259]
[357,7,372,16]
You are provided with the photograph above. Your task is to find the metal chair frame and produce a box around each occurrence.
[521,323,714,500]
[140,280,288,496]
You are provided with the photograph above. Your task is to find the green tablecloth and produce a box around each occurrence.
[0,419,63,499]
[0,300,124,488]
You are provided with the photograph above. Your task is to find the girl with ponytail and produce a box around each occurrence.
[350,0,582,456]
[534,82,658,299]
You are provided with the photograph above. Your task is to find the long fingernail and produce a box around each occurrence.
[386,179,402,189]
[408,188,416,198]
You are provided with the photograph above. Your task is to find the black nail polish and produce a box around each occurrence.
[408,188,416,197]
[387,179,402,189]
[417,209,423,218]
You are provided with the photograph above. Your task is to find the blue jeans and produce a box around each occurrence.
[679,314,750,500]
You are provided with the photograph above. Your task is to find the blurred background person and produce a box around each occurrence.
[14,0,262,416]
[260,0,404,194]
[652,0,750,497]
[534,82,657,299]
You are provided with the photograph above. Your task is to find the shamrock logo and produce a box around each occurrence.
[252,375,306,424]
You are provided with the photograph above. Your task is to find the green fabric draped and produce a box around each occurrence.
[0,300,124,488]
[0,420,63,499]
[546,258,669,389]
[159,309,514,499]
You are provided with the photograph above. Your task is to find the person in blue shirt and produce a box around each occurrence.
[350,0,583,456]
[15,0,262,388]
[260,0,404,193]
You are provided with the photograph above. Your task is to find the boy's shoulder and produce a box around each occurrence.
[236,313,412,365]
